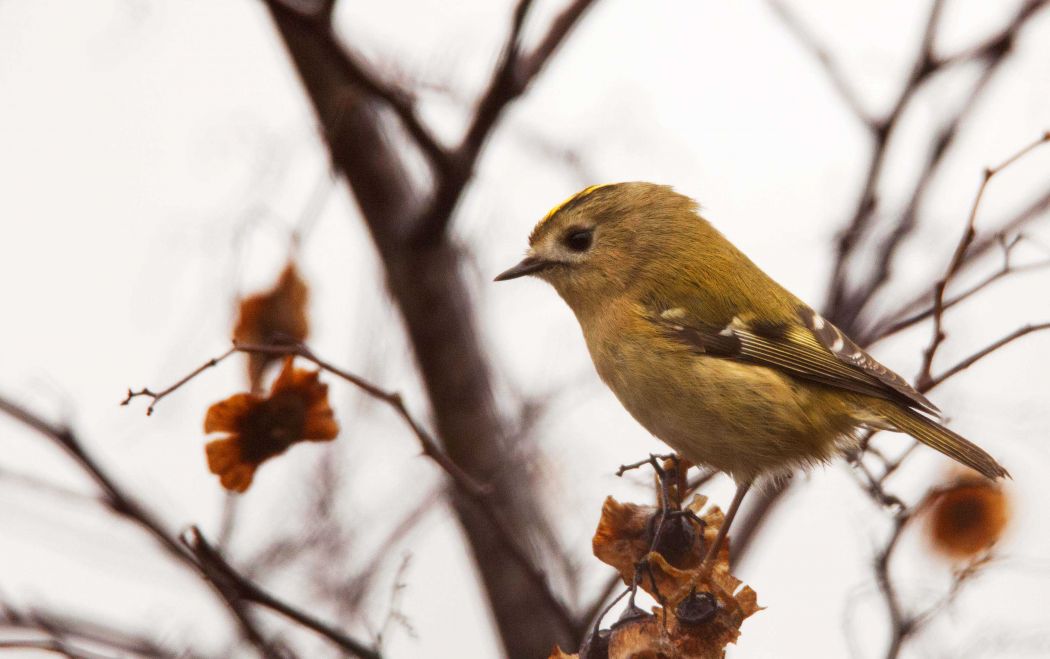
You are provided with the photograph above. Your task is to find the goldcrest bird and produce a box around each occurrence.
[496,182,1008,563]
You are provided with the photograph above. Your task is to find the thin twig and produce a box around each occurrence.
[822,0,945,327]
[0,394,283,659]
[864,185,1050,343]
[413,0,597,243]
[763,0,874,126]
[867,249,1049,343]
[182,527,382,659]
[120,346,236,415]
[917,133,1050,388]
[125,341,579,638]
[875,507,919,659]
[927,322,1050,387]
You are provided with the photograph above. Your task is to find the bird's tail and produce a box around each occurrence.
[880,406,1009,480]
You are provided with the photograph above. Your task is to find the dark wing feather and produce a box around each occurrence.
[795,307,938,413]
[654,305,939,415]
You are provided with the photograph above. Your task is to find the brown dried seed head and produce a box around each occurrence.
[927,470,1009,560]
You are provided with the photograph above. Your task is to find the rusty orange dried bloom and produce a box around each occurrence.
[583,494,760,658]
[926,470,1009,560]
[204,356,338,492]
[233,262,309,390]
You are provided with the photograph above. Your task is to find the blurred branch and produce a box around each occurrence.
[926,322,1050,387]
[0,393,379,659]
[917,132,1050,388]
[260,1,450,169]
[822,0,945,327]
[312,491,438,620]
[0,602,204,659]
[125,340,578,639]
[820,0,1049,329]
[873,497,922,659]
[866,235,1050,343]
[734,0,1049,577]
[0,639,112,659]
[0,464,100,507]
[764,0,874,126]
[855,59,1005,313]
[862,185,1050,343]
[414,0,598,243]
[262,2,600,651]
[181,527,381,659]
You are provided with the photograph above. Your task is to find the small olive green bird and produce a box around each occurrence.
[496,182,1008,563]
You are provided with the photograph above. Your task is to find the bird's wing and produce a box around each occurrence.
[652,305,939,415]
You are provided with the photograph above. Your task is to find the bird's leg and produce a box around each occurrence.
[702,480,752,567]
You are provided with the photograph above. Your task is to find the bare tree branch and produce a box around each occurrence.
[413,0,598,243]
[259,1,450,169]
[0,603,208,659]
[732,0,1049,573]
[0,393,378,659]
[916,132,1050,388]
[182,527,381,659]
[263,1,599,652]
[865,239,1050,343]
[822,0,1049,329]
[125,340,579,643]
[862,186,1050,344]
[822,0,946,328]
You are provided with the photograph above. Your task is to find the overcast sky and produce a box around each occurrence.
[2,1,1050,657]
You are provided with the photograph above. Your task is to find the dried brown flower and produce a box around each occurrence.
[585,494,760,658]
[926,470,1009,560]
[204,356,338,492]
[233,262,309,390]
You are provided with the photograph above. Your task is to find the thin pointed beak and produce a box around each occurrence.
[494,256,550,281]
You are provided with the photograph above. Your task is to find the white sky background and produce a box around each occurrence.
[2,0,1050,657]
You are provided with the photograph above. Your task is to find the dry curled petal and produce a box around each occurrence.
[233,262,309,390]
[204,356,338,492]
[926,469,1009,560]
[593,495,728,596]
[591,494,760,658]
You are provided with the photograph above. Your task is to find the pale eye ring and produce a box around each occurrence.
[564,228,593,252]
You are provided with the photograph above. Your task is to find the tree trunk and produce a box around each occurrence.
[265,7,572,657]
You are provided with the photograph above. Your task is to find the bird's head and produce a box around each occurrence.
[495,182,704,312]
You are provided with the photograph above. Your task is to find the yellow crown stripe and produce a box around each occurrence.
[543,184,607,222]
[529,184,611,244]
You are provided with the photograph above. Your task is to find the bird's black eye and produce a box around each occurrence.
[564,228,593,252]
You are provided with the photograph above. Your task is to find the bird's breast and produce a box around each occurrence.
[577,301,847,480]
